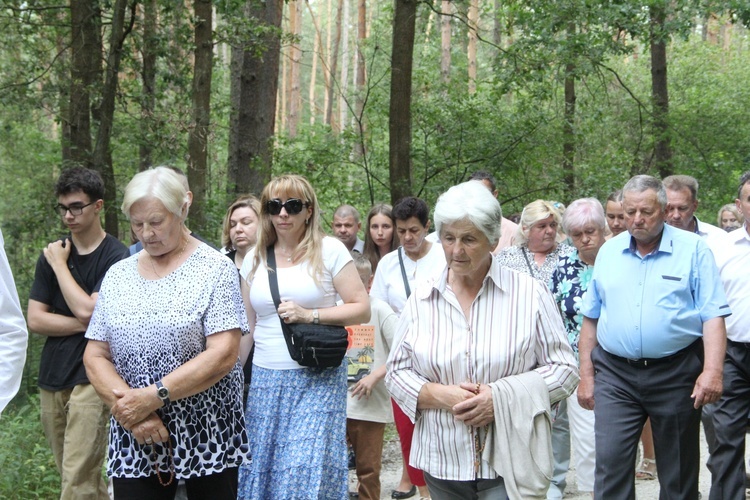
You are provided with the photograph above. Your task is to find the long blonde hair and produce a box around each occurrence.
[247,175,325,284]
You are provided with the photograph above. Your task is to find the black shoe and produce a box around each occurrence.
[391,486,417,499]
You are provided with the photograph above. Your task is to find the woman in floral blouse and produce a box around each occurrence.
[549,198,608,496]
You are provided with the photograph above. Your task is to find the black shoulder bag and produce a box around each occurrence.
[266,245,348,368]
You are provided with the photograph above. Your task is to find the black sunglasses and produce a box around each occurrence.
[266,198,308,216]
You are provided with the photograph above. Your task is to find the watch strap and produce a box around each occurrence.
[156,380,171,406]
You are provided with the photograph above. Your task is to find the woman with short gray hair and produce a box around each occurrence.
[387,181,578,499]
[84,167,250,498]
[548,197,608,496]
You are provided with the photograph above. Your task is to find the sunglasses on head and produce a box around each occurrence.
[266,198,307,215]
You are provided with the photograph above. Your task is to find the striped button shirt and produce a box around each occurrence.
[386,257,579,481]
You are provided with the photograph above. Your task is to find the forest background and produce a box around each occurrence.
[1,0,749,494]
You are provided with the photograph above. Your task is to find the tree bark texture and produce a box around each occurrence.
[187,0,213,231]
[440,0,451,84]
[468,0,478,94]
[139,0,158,171]
[326,0,344,130]
[562,62,576,200]
[353,0,367,158]
[68,0,99,167]
[227,0,283,196]
[288,0,302,137]
[388,0,417,202]
[649,3,672,177]
[92,0,130,235]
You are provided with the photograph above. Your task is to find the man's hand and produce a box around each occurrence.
[43,239,72,270]
[691,370,723,408]
[577,375,595,410]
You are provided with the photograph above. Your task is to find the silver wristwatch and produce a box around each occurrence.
[155,380,171,406]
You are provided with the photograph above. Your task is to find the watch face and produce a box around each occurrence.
[158,387,169,399]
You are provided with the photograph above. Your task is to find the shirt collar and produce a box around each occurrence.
[624,223,671,256]
[421,253,502,300]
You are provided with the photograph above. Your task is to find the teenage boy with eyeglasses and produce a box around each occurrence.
[28,167,126,500]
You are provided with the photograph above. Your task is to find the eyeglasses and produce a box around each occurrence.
[54,201,96,216]
[266,198,307,216]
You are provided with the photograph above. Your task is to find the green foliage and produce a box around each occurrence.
[0,397,61,498]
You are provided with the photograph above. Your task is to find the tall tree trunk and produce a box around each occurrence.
[467,0,478,94]
[562,25,576,201]
[57,22,72,162]
[440,0,451,84]
[92,0,131,235]
[68,0,99,167]
[353,0,367,158]
[649,4,672,177]
[324,0,333,122]
[339,0,350,130]
[288,0,302,137]
[187,0,212,231]
[305,0,328,126]
[227,0,283,195]
[493,0,502,65]
[326,0,344,130]
[139,0,158,171]
[389,0,417,202]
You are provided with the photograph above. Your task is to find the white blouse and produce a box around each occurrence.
[386,258,579,481]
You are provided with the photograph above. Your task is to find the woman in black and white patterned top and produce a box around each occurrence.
[84,167,250,499]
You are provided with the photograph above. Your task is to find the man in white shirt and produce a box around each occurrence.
[708,171,750,499]
[663,174,728,248]
[0,228,27,416]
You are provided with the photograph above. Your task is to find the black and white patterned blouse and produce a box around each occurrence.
[495,243,574,286]
[86,244,250,479]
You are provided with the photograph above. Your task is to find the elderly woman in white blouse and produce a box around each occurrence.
[386,181,579,500]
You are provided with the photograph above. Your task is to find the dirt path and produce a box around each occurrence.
[350,425,743,499]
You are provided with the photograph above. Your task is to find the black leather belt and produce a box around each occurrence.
[604,340,700,368]
[728,339,750,349]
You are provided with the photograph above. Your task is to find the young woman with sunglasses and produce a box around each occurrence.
[236,175,370,499]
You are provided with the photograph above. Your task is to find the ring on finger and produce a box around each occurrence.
[145,437,153,444]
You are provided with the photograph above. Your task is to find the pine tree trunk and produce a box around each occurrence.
[649,4,672,177]
[389,0,417,202]
[139,0,157,171]
[92,0,130,235]
[69,0,99,167]
[326,0,344,130]
[467,0,478,94]
[187,0,213,231]
[339,0,350,130]
[562,23,576,200]
[353,0,367,158]
[288,0,301,137]
[440,0,451,84]
[227,0,283,195]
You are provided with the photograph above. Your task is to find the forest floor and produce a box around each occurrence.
[351,424,749,499]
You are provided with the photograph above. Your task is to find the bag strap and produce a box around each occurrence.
[398,246,412,299]
[265,245,297,355]
[521,246,539,280]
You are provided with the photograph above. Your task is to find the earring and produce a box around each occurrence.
[305,218,310,225]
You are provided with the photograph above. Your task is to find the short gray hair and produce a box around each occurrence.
[121,166,190,219]
[434,180,502,247]
[663,174,699,201]
[622,175,667,209]
[563,198,607,234]
[333,204,361,223]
